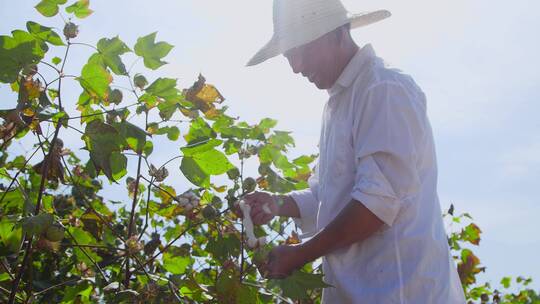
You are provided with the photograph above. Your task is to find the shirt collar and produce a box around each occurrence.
[328,44,376,96]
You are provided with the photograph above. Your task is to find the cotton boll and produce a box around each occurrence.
[184,202,194,211]
[183,191,198,200]
[176,197,190,207]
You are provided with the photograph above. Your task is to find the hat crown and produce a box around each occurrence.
[272,0,349,36]
[246,0,390,66]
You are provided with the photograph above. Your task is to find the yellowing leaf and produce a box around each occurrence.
[24,78,42,99]
[184,74,225,118]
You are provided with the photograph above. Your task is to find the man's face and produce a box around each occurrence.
[283,30,341,90]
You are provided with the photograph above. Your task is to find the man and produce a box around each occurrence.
[244,0,466,303]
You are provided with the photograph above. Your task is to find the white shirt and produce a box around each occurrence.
[290,44,465,303]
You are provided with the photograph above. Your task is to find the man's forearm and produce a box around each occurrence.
[273,194,301,218]
[298,199,384,263]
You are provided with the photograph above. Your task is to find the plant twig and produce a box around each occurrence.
[0,143,42,206]
[33,278,79,296]
[64,229,110,284]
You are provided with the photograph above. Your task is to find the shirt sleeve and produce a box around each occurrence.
[289,162,320,238]
[350,81,424,227]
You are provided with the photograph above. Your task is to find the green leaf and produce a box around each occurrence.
[181,148,234,187]
[190,149,234,175]
[269,131,295,149]
[0,219,22,252]
[184,117,216,144]
[35,0,67,17]
[461,223,482,245]
[258,117,278,132]
[68,227,101,264]
[79,53,112,101]
[134,32,173,70]
[96,36,130,75]
[143,141,153,156]
[0,31,45,83]
[271,270,331,300]
[180,157,208,187]
[156,126,180,141]
[83,120,123,181]
[52,56,62,65]
[223,139,242,155]
[110,152,127,180]
[501,276,512,288]
[60,278,93,303]
[26,21,64,46]
[293,155,316,166]
[65,0,93,18]
[113,121,147,153]
[163,252,190,274]
[205,234,240,262]
[181,139,222,157]
[157,99,180,120]
[21,213,54,237]
[145,77,180,100]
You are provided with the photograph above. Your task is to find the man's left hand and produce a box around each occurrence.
[264,244,307,279]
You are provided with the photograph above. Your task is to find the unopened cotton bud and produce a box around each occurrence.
[184,202,194,211]
[176,197,190,207]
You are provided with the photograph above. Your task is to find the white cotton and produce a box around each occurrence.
[239,200,266,248]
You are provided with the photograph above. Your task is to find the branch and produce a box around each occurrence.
[64,229,110,284]
[59,156,126,244]
[8,119,63,304]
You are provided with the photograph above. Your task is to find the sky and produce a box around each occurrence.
[1,0,539,291]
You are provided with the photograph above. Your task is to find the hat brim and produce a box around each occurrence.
[246,9,391,67]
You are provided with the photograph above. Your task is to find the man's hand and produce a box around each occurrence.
[263,245,307,279]
[241,191,279,225]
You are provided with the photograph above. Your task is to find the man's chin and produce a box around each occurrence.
[313,81,329,90]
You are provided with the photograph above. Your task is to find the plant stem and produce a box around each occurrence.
[137,177,153,241]
[8,118,63,304]
[124,107,147,287]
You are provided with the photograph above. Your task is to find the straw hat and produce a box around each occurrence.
[247,0,391,66]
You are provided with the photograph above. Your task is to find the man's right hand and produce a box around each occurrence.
[241,191,279,225]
